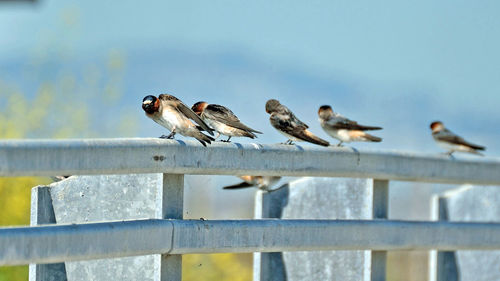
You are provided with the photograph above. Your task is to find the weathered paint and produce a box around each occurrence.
[2,219,500,266]
[0,139,499,184]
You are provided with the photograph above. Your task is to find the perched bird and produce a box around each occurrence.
[223,176,282,191]
[51,175,71,182]
[430,121,485,156]
[191,101,262,142]
[318,105,382,146]
[265,99,330,147]
[142,94,215,146]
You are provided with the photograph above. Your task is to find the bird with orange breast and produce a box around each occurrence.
[430,121,485,156]
[142,94,215,146]
[318,105,382,146]
[191,101,262,142]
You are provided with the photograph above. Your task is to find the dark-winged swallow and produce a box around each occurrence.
[142,94,215,146]
[222,176,282,191]
[318,105,382,146]
[430,121,485,156]
[191,102,262,142]
[265,99,330,147]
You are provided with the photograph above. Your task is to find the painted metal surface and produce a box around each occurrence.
[253,177,374,281]
[431,185,500,281]
[0,219,173,266]
[160,174,184,281]
[0,138,499,184]
[3,219,500,266]
[371,179,389,281]
[37,174,164,281]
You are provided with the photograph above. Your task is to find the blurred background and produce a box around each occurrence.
[1,1,499,280]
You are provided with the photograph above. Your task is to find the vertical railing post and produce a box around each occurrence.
[431,197,459,281]
[371,179,389,281]
[160,174,184,281]
[29,186,67,281]
[253,188,288,281]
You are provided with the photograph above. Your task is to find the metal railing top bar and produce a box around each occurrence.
[1,138,499,184]
[0,219,173,266]
[2,219,500,266]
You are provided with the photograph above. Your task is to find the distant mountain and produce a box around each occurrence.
[1,48,498,155]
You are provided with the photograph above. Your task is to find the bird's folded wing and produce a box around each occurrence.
[436,133,485,150]
[176,102,215,135]
[205,105,262,133]
[328,117,382,131]
[271,114,307,134]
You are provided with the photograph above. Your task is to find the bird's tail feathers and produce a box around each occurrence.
[359,125,383,131]
[467,148,485,156]
[241,130,258,139]
[468,143,486,151]
[196,133,215,147]
[237,124,262,134]
[300,130,330,147]
[363,133,382,142]
[223,181,254,189]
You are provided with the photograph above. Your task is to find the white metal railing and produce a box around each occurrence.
[1,138,500,281]
[3,219,500,265]
[1,138,499,184]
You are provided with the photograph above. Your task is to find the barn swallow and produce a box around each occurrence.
[430,121,485,156]
[265,99,330,147]
[142,94,215,146]
[222,176,282,191]
[191,102,262,142]
[318,105,382,146]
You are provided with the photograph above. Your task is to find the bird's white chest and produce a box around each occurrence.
[436,140,463,152]
[258,176,281,190]
[322,124,351,142]
[335,130,352,142]
[203,118,233,136]
[152,107,192,132]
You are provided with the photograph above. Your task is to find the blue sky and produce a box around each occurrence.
[1,0,499,219]
[3,1,500,99]
[1,0,499,153]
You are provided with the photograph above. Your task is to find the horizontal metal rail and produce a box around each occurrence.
[2,219,500,266]
[0,138,499,184]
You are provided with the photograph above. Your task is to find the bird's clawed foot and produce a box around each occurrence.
[220,137,232,143]
[441,151,455,158]
[281,139,294,145]
[336,142,344,147]
[159,132,176,139]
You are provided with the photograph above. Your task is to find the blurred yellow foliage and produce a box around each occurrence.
[0,42,251,281]
[183,254,252,281]
[0,177,49,281]
[0,39,136,279]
